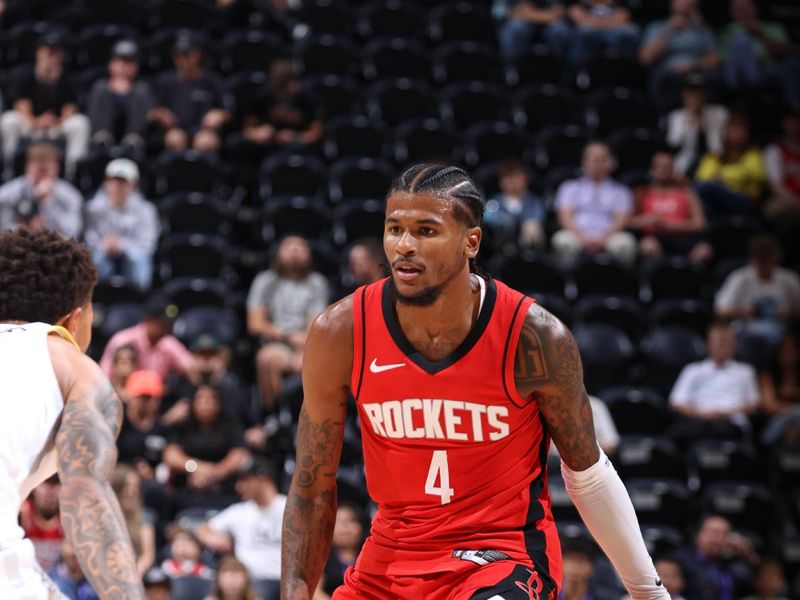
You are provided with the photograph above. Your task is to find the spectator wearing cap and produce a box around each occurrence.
[197,458,285,600]
[84,157,158,290]
[163,334,255,439]
[86,39,155,152]
[148,31,232,152]
[100,294,194,381]
[666,73,729,177]
[763,105,800,225]
[638,0,720,109]
[0,142,82,237]
[552,141,637,267]
[483,159,546,252]
[117,370,168,480]
[720,0,798,103]
[143,566,171,600]
[84,158,158,288]
[0,31,89,179]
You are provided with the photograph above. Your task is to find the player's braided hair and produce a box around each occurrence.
[389,163,485,228]
[0,228,98,324]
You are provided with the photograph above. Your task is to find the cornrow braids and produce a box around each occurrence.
[0,227,98,324]
[389,163,485,228]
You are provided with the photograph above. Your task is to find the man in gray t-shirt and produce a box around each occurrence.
[247,235,329,410]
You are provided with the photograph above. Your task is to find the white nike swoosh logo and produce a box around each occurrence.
[369,358,406,373]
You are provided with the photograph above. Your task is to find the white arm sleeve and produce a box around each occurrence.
[561,449,669,600]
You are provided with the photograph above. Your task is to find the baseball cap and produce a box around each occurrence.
[38,31,65,49]
[239,457,276,480]
[111,39,139,61]
[191,333,221,353]
[173,31,202,54]
[125,370,164,399]
[682,72,706,89]
[105,158,139,182]
[143,294,179,323]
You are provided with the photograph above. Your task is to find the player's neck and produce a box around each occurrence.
[395,272,480,339]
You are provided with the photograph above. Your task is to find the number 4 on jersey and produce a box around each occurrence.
[425,450,454,505]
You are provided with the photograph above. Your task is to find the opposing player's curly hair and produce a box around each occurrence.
[0,227,98,324]
[389,163,485,228]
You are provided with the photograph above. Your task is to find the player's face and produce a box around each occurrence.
[384,192,480,306]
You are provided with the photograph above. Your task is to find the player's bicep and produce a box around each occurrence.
[294,301,352,493]
[515,305,599,471]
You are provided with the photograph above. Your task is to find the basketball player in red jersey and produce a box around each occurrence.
[281,164,668,600]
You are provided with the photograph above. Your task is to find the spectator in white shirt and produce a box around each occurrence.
[715,234,800,355]
[553,141,636,267]
[669,321,760,432]
[666,73,729,176]
[197,459,284,600]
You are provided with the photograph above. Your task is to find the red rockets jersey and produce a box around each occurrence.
[350,276,562,586]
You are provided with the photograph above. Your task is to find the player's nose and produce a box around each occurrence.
[395,231,417,255]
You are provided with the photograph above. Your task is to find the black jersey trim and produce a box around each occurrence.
[381,275,497,375]
[354,286,367,402]
[502,295,527,407]
[522,417,556,594]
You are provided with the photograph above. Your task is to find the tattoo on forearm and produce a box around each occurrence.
[57,384,144,599]
[293,408,343,488]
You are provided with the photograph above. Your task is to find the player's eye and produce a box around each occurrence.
[387,225,402,235]
[419,227,436,236]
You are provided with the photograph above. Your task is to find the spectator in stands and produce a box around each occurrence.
[112,464,156,578]
[197,459,284,600]
[764,105,800,225]
[242,59,323,149]
[629,149,712,264]
[741,558,790,600]
[163,384,250,510]
[204,556,263,600]
[84,158,159,290]
[565,0,639,66]
[247,235,329,410]
[86,39,155,153]
[666,73,729,176]
[143,567,172,600]
[638,0,720,109]
[321,503,365,596]
[715,235,800,351]
[0,142,82,238]
[493,0,569,60]
[681,515,756,600]
[720,0,797,102]
[48,539,99,600]
[117,369,168,480]
[0,31,89,179]
[339,237,385,297]
[149,31,232,152]
[654,556,688,600]
[110,344,138,402]
[100,294,194,381]
[19,475,62,572]
[484,159,546,251]
[165,333,258,444]
[760,332,800,420]
[694,112,766,217]
[553,141,636,267]
[557,537,600,600]
[669,321,760,439]
[161,525,213,580]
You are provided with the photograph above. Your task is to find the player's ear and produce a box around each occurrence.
[465,226,481,259]
[57,306,83,337]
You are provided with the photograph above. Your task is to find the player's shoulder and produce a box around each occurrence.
[47,334,106,398]
[522,299,573,344]
[310,293,355,345]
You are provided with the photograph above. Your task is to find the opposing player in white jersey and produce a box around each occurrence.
[0,227,144,599]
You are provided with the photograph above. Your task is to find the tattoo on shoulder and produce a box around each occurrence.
[293,406,344,489]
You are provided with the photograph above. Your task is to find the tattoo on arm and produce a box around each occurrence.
[281,404,344,600]
[515,304,599,471]
[56,381,145,599]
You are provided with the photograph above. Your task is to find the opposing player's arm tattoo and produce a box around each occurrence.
[515,303,599,471]
[56,379,145,599]
[281,403,345,600]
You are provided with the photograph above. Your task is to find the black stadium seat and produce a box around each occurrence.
[300,75,361,119]
[512,84,582,135]
[289,0,352,36]
[534,125,589,171]
[98,303,144,342]
[163,278,229,310]
[333,199,386,247]
[640,257,710,303]
[172,306,240,346]
[505,45,566,87]
[701,482,773,532]
[626,479,692,528]
[393,118,458,166]
[574,295,646,342]
[361,38,429,83]
[497,251,566,296]
[323,115,389,163]
[217,30,285,76]
[461,121,528,168]
[439,81,507,130]
[357,1,425,41]
[366,78,437,127]
[328,157,394,204]
[608,128,665,173]
[295,34,357,78]
[260,153,326,199]
[572,323,635,394]
[153,151,221,196]
[613,436,686,482]
[687,439,763,489]
[649,298,712,337]
[158,233,231,281]
[262,195,331,243]
[639,325,707,396]
[568,254,639,300]
[599,386,670,436]
[428,2,495,45]
[160,193,231,236]
[585,87,657,136]
[433,41,502,86]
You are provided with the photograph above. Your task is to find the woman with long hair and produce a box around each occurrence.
[111,464,156,577]
[204,556,263,600]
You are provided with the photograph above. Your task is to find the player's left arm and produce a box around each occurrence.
[515,303,668,600]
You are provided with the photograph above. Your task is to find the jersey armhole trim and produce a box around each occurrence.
[502,295,530,408]
[48,325,80,351]
[353,286,367,402]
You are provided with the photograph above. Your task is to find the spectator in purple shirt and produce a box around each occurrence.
[553,141,636,266]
